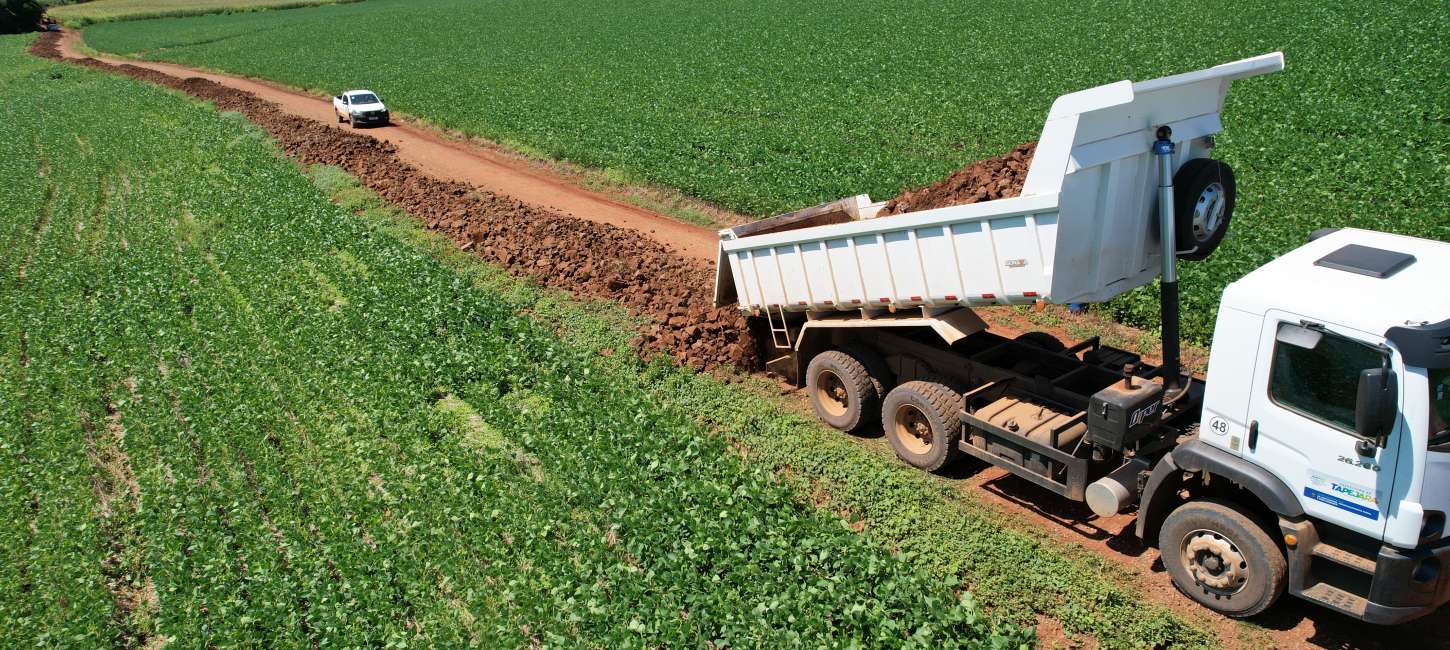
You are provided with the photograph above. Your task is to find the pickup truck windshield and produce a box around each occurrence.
[349,94,380,105]
[1432,368,1450,446]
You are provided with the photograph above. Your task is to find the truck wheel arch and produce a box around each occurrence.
[1137,438,1303,544]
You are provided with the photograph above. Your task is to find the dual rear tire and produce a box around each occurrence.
[881,381,963,472]
[806,348,961,472]
[805,349,885,433]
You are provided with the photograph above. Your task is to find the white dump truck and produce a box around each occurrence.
[714,53,1450,623]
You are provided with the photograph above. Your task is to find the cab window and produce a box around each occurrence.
[1431,368,1449,446]
[1269,323,1388,434]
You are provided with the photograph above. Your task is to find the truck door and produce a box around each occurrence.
[1244,311,1402,539]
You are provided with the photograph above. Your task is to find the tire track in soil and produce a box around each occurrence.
[31,31,754,373]
[79,375,160,650]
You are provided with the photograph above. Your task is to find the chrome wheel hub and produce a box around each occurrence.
[1190,182,1226,242]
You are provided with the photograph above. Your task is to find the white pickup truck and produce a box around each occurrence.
[332,89,389,128]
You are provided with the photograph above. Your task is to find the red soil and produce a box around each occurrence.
[880,142,1036,215]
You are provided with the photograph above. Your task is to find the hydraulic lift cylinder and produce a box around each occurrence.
[1154,127,1182,395]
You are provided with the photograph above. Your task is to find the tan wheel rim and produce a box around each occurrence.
[816,369,849,418]
[1182,529,1249,595]
[894,403,933,455]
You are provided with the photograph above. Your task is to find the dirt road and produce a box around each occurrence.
[56,31,721,262]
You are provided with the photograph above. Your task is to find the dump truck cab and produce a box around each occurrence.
[1161,227,1450,622]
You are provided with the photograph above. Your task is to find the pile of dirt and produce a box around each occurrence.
[879,142,1036,216]
[30,32,755,371]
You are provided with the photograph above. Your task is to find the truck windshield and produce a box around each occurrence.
[349,94,380,105]
[1432,368,1450,446]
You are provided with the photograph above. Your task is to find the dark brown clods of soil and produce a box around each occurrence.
[879,142,1036,215]
[29,32,754,372]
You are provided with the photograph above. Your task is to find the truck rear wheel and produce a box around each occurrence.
[882,381,963,472]
[806,350,880,433]
[1173,159,1236,261]
[1160,499,1286,618]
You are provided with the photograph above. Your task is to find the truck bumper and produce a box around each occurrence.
[1362,539,1450,624]
[1282,517,1450,624]
[352,112,389,125]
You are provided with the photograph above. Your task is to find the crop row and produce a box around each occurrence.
[0,36,1028,647]
[84,0,1450,343]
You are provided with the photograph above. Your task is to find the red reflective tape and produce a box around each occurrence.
[909,296,922,302]
[879,298,891,303]
[851,299,861,304]
[797,301,807,306]
[945,295,957,301]
[980,293,995,299]
[1023,291,1039,298]
[823,299,834,305]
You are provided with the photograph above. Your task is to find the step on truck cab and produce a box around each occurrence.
[713,53,1450,622]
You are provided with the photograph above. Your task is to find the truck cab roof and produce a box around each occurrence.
[1223,228,1450,342]
[343,89,378,98]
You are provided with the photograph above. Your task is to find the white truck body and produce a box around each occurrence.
[714,53,1283,313]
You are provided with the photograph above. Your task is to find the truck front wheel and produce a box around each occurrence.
[1160,499,1286,618]
[882,381,963,472]
[806,350,880,433]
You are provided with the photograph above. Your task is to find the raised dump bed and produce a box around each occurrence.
[715,53,1284,313]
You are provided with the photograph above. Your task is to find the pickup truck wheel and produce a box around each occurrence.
[882,381,963,472]
[1160,499,1286,618]
[806,350,880,433]
[1173,159,1236,261]
[336,111,345,123]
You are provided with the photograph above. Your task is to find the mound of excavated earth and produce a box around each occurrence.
[879,142,1036,215]
[31,32,754,372]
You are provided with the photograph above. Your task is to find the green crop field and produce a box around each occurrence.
[82,0,1450,342]
[48,0,358,26]
[1,35,1051,646]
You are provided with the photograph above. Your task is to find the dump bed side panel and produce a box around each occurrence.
[721,195,1061,312]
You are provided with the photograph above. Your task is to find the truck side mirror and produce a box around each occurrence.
[1355,367,1398,448]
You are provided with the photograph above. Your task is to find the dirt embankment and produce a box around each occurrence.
[31,32,753,371]
[879,142,1036,215]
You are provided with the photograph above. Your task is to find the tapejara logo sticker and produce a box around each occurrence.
[1303,471,1380,521]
